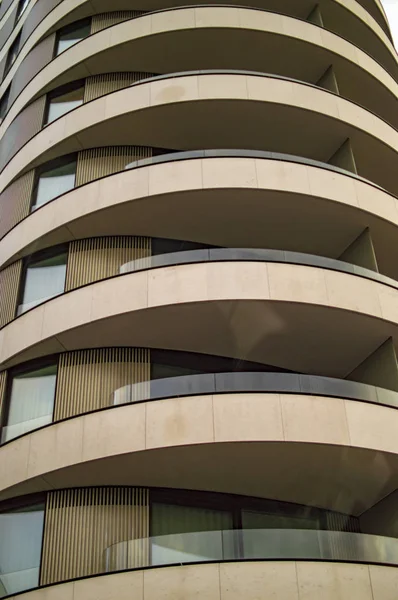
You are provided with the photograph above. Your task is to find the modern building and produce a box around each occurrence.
[0,0,397,597]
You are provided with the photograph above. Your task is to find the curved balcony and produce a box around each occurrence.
[0,6,397,141]
[2,72,398,199]
[1,152,397,283]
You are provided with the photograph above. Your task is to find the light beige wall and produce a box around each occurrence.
[7,561,398,600]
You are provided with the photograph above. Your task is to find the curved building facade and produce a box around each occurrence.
[0,0,398,598]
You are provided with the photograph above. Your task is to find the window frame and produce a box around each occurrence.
[4,31,21,77]
[54,18,92,57]
[43,80,85,126]
[30,154,77,211]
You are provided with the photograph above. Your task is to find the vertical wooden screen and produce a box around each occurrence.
[75,146,152,186]
[90,11,145,33]
[0,260,22,327]
[325,512,360,560]
[0,170,34,239]
[40,487,149,585]
[65,236,151,290]
[54,348,150,421]
[84,72,154,103]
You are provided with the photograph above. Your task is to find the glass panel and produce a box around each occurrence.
[46,87,84,124]
[1,364,57,442]
[242,510,321,559]
[151,503,233,565]
[56,21,91,55]
[18,252,67,314]
[33,162,76,209]
[0,503,44,597]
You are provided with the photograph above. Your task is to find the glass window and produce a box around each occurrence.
[1,363,57,443]
[55,19,91,55]
[0,502,45,597]
[18,250,67,315]
[4,33,21,75]
[0,87,10,122]
[16,0,29,20]
[45,84,84,125]
[32,159,76,210]
[151,503,233,565]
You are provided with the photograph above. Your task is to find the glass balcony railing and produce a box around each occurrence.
[112,371,398,410]
[105,529,398,572]
[119,247,398,291]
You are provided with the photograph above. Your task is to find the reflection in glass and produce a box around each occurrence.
[0,503,44,597]
[56,20,91,55]
[16,0,29,19]
[5,34,21,74]
[1,364,57,442]
[46,86,84,124]
[151,503,233,565]
[32,161,76,210]
[18,251,67,314]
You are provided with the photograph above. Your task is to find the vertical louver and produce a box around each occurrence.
[65,236,151,290]
[0,170,34,239]
[84,72,153,103]
[0,260,22,328]
[54,348,150,421]
[90,11,145,33]
[75,146,152,186]
[40,487,149,585]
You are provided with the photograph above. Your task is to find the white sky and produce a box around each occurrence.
[382,0,398,45]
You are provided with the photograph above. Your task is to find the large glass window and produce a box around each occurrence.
[45,83,84,125]
[4,33,21,75]
[0,502,45,597]
[32,159,76,210]
[18,249,67,315]
[55,19,91,55]
[151,502,233,565]
[1,363,57,443]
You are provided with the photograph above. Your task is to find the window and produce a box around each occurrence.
[0,501,45,596]
[1,363,57,443]
[151,503,233,565]
[55,19,91,56]
[16,0,29,20]
[0,86,10,122]
[4,32,21,75]
[32,158,76,210]
[45,82,84,125]
[18,249,68,315]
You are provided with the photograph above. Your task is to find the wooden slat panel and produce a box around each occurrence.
[40,487,149,585]
[325,512,360,560]
[84,72,154,103]
[90,11,145,33]
[0,170,34,239]
[65,236,151,290]
[75,146,152,186]
[0,260,22,328]
[54,348,150,421]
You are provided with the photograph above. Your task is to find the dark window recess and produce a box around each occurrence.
[0,86,10,121]
[4,32,21,76]
[16,0,29,20]
[44,80,85,125]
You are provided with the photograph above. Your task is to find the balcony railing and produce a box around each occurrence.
[105,528,398,572]
[112,371,398,410]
